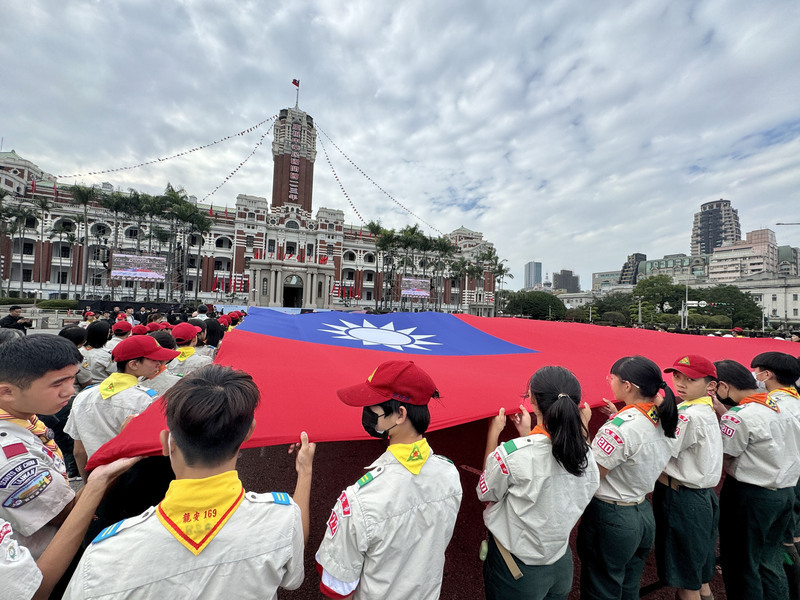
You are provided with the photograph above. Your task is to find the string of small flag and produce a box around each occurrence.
[55,117,275,179]
[315,124,444,236]
[318,135,366,225]
[201,118,276,203]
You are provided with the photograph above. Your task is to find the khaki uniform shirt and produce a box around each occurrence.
[105,336,127,353]
[64,382,159,458]
[592,405,673,503]
[664,399,723,489]
[63,491,304,599]
[166,352,212,377]
[478,433,600,565]
[721,397,800,489]
[0,422,75,559]
[0,518,41,600]
[770,388,800,423]
[140,370,182,397]
[316,448,462,600]
[194,345,217,359]
[79,347,116,385]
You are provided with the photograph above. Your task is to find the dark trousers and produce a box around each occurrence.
[577,497,655,600]
[719,476,793,600]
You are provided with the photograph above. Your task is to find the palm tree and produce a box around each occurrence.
[430,236,455,311]
[49,222,72,299]
[190,213,212,304]
[27,195,53,296]
[10,206,35,297]
[70,185,98,299]
[99,190,128,253]
[449,256,470,312]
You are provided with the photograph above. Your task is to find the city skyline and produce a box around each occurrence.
[3,1,799,288]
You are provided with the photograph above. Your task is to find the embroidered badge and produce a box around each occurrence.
[0,522,11,544]
[596,436,616,456]
[479,472,489,495]
[357,472,374,488]
[601,428,624,445]
[678,356,691,365]
[338,491,351,517]
[492,451,509,475]
[1,443,27,460]
[502,439,518,454]
[5,539,20,562]
[327,510,339,537]
[407,443,424,462]
[678,414,690,423]
[720,424,735,438]
[2,471,52,508]
[271,492,291,505]
[0,459,37,489]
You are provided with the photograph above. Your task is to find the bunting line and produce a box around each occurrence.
[316,124,444,236]
[200,118,276,203]
[318,136,366,225]
[56,117,275,179]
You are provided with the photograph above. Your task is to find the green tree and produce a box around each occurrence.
[694,285,762,329]
[504,291,566,320]
[633,275,683,313]
[589,292,633,324]
[27,194,53,296]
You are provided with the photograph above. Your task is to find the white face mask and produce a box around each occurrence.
[752,371,767,391]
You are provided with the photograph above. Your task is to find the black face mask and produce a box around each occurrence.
[716,394,737,407]
[362,407,394,440]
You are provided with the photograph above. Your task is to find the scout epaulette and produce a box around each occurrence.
[502,440,519,454]
[92,507,155,544]
[356,466,384,488]
[271,491,291,505]
[433,454,454,464]
[243,491,293,504]
[610,409,636,427]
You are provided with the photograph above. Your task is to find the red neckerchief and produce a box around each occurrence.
[529,425,551,438]
[770,387,800,400]
[740,392,780,412]
[619,402,659,426]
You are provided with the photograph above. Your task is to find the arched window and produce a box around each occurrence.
[286,220,300,230]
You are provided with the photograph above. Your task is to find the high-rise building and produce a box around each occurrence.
[553,270,580,293]
[523,261,542,289]
[618,253,646,285]
[690,199,741,255]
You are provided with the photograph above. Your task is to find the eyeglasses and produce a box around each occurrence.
[606,374,640,389]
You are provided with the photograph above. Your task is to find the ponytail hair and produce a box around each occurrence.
[610,355,678,438]
[529,366,589,476]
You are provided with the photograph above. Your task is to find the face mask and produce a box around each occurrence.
[361,407,396,440]
[752,371,767,392]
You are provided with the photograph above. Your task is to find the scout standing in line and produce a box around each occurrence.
[714,359,800,600]
[316,360,462,600]
[656,355,723,600]
[478,366,600,600]
[577,355,678,600]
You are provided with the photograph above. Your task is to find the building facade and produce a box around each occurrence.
[690,199,742,255]
[523,261,542,290]
[552,269,580,294]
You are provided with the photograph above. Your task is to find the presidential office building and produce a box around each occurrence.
[0,105,498,314]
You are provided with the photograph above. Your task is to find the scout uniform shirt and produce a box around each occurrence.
[478,427,600,565]
[166,347,212,377]
[0,418,74,559]
[64,374,159,458]
[79,346,116,385]
[664,396,723,488]
[316,440,462,600]
[140,365,182,397]
[769,387,800,423]
[63,471,304,599]
[0,517,42,600]
[592,403,673,503]
[720,393,800,489]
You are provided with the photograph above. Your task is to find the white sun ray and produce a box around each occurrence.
[318,319,442,351]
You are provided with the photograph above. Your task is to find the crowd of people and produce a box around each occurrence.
[0,304,799,598]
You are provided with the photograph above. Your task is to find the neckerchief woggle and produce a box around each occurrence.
[157,470,245,555]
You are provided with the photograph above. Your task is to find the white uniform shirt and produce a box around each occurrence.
[194,345,217,359]
[664,399,723,489]
[79,346,116,384]
[64,381,159,458]
[316,448,462,600]
[592,404,673,503]
[105,336,128,353]
[0,422,75,559]
[166,351,213,377]
[770,388,800,423]
[721,396,800,489]
[140,370,182,397]
[0,517,42,600]
[63,491,304,599]
[478,432,600,565]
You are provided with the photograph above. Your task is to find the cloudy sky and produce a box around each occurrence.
[3,0,800,289]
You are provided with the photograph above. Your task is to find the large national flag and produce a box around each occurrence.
[86,309,793,469]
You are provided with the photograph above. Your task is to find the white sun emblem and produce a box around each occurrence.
[318,319,441,351]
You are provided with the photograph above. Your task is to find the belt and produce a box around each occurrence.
[493,537,523,580]
[657,473,685,491]
[596,497,645,507]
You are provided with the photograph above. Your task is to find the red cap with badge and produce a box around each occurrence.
[337,360,438,407]
[112,321,132,333]
[112,336,180,362]
[172,322,202,343]
[664,355,717,379]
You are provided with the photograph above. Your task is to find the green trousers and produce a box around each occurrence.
[719,476,793,600]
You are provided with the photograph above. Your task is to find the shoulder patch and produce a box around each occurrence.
[432,454,454,464]
[356,466,384,488]
[728,406,744,413]
[140,387,158,398]
[502,440,518,454]
[91,507,154,545]
[611,416,625,426]
[92,519,125,544]
[271,491,291,505]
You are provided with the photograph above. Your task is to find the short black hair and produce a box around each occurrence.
[197,305,208,314]
[85,321,110,348]
[58,326,87,347]
[150,330,177,350]
[750,352,800,386]
[0,336,82,389]
[715,359,758,392]
[376,399,430,435]
[165,365,259,467]
[8,305,21,311]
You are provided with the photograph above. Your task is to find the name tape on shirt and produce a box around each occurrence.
[492,451,509,475]
[0,459,37,489]
[327,510,339,537]
[596,436,616,456]
[601,428,624,445]
[338,491,351,517]
[479,472,489,495]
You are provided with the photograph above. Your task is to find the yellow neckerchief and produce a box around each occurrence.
[740,392,780,412]
[530,424,551,438]
[620,402,659,426]
[99,373,139,400]
[176,346,195,362]
[0,410,65,479]
[769,387,800,400]
[679,396,714,409]
[388,438,431,475]
[157,470,245,555]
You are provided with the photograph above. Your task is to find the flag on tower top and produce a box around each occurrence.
[292,78,300,87]
[208,204,213,217]
[31,179,36,194]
